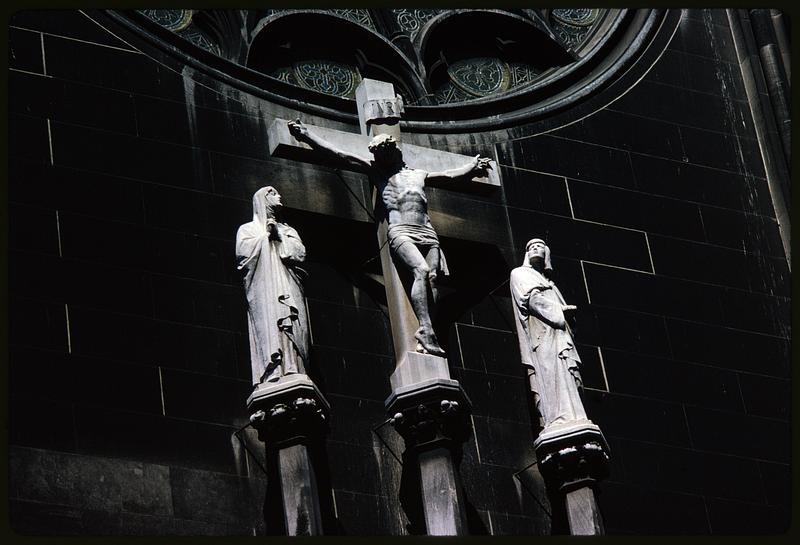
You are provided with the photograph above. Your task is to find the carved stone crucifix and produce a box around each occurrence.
[268,79,499,364]
[267,79,501,536]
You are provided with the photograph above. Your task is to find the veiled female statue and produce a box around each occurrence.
[510,238,586,429]
[236,186,309,386]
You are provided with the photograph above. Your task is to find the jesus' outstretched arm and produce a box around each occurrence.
[426,155,492,185]
[288,119,372,171]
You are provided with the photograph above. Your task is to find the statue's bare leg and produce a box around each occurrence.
[392,241,446,356]
[425,246,441,302]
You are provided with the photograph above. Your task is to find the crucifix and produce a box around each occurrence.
[267,79,500,535]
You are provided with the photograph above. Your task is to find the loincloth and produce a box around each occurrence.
[387,223,449,276]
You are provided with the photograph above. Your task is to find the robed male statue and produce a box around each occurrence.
[288,119,491,357]
[236,186,309,386]
[510,238,586,429]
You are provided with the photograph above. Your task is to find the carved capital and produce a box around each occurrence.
[538,440,610,491]
[250,396,328,446]
[534,421,610,491]
[246,374,330,447]
[389,397,470,450]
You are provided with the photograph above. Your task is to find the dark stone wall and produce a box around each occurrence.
[7,9,789,536]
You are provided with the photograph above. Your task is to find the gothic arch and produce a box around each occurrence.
[415,9,576,104]
[112,8,680,131]
[246,12,425,101]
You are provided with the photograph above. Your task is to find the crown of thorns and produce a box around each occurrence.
[368,134,398,153]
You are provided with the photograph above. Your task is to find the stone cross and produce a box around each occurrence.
[267,79,501,535]
[268,81,499,365]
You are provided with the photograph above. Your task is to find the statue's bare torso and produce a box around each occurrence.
[376,166,430,226]
[286,118,489,356]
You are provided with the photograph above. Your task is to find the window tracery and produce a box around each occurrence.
[291,60,362,99]
[549,8,600,50]
[263,8,375,30]
[391,9,441,39]
[432,58,542,104]
[139,9,193,31]
[134,8,627,107]
[139,9,220,55]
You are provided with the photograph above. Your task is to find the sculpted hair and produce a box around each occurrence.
[368,133,398,153]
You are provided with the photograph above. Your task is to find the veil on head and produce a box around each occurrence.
[524,238,553,272]
[253,186,280,224]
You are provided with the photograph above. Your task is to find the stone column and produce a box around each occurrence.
[386,353,472,535]
[247,374,330,536]
[534,421,610,535]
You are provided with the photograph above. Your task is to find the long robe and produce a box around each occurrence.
[236,191,309,386]
[510,265,586,428]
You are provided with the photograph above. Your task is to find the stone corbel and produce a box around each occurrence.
[247,374,330,448]
[533,421,610,492]
[389,397,471,451]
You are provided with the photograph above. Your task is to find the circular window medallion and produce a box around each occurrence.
[293,60,362,99]
[138,9,193,31]
[116,8,680,130]
[552,8,599,27]
[448,57,510,97]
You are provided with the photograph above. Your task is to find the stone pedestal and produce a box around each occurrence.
[247,374,330,536]
[534,420,610,536]
[385,352,472,535]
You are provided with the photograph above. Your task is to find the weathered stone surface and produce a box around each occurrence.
[169,467,250,526]
[389,351,454,391]
[418,447,468,535]
[9,446,173,517]
[277,444,323,535]
[565,486,604,535]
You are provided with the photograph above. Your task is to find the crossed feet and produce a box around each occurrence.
[415,327,446,357]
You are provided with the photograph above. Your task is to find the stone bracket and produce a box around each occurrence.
[388,397,471,450]
[385,353,472,451]
[247,374,330,446]
[534,420,610,491]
